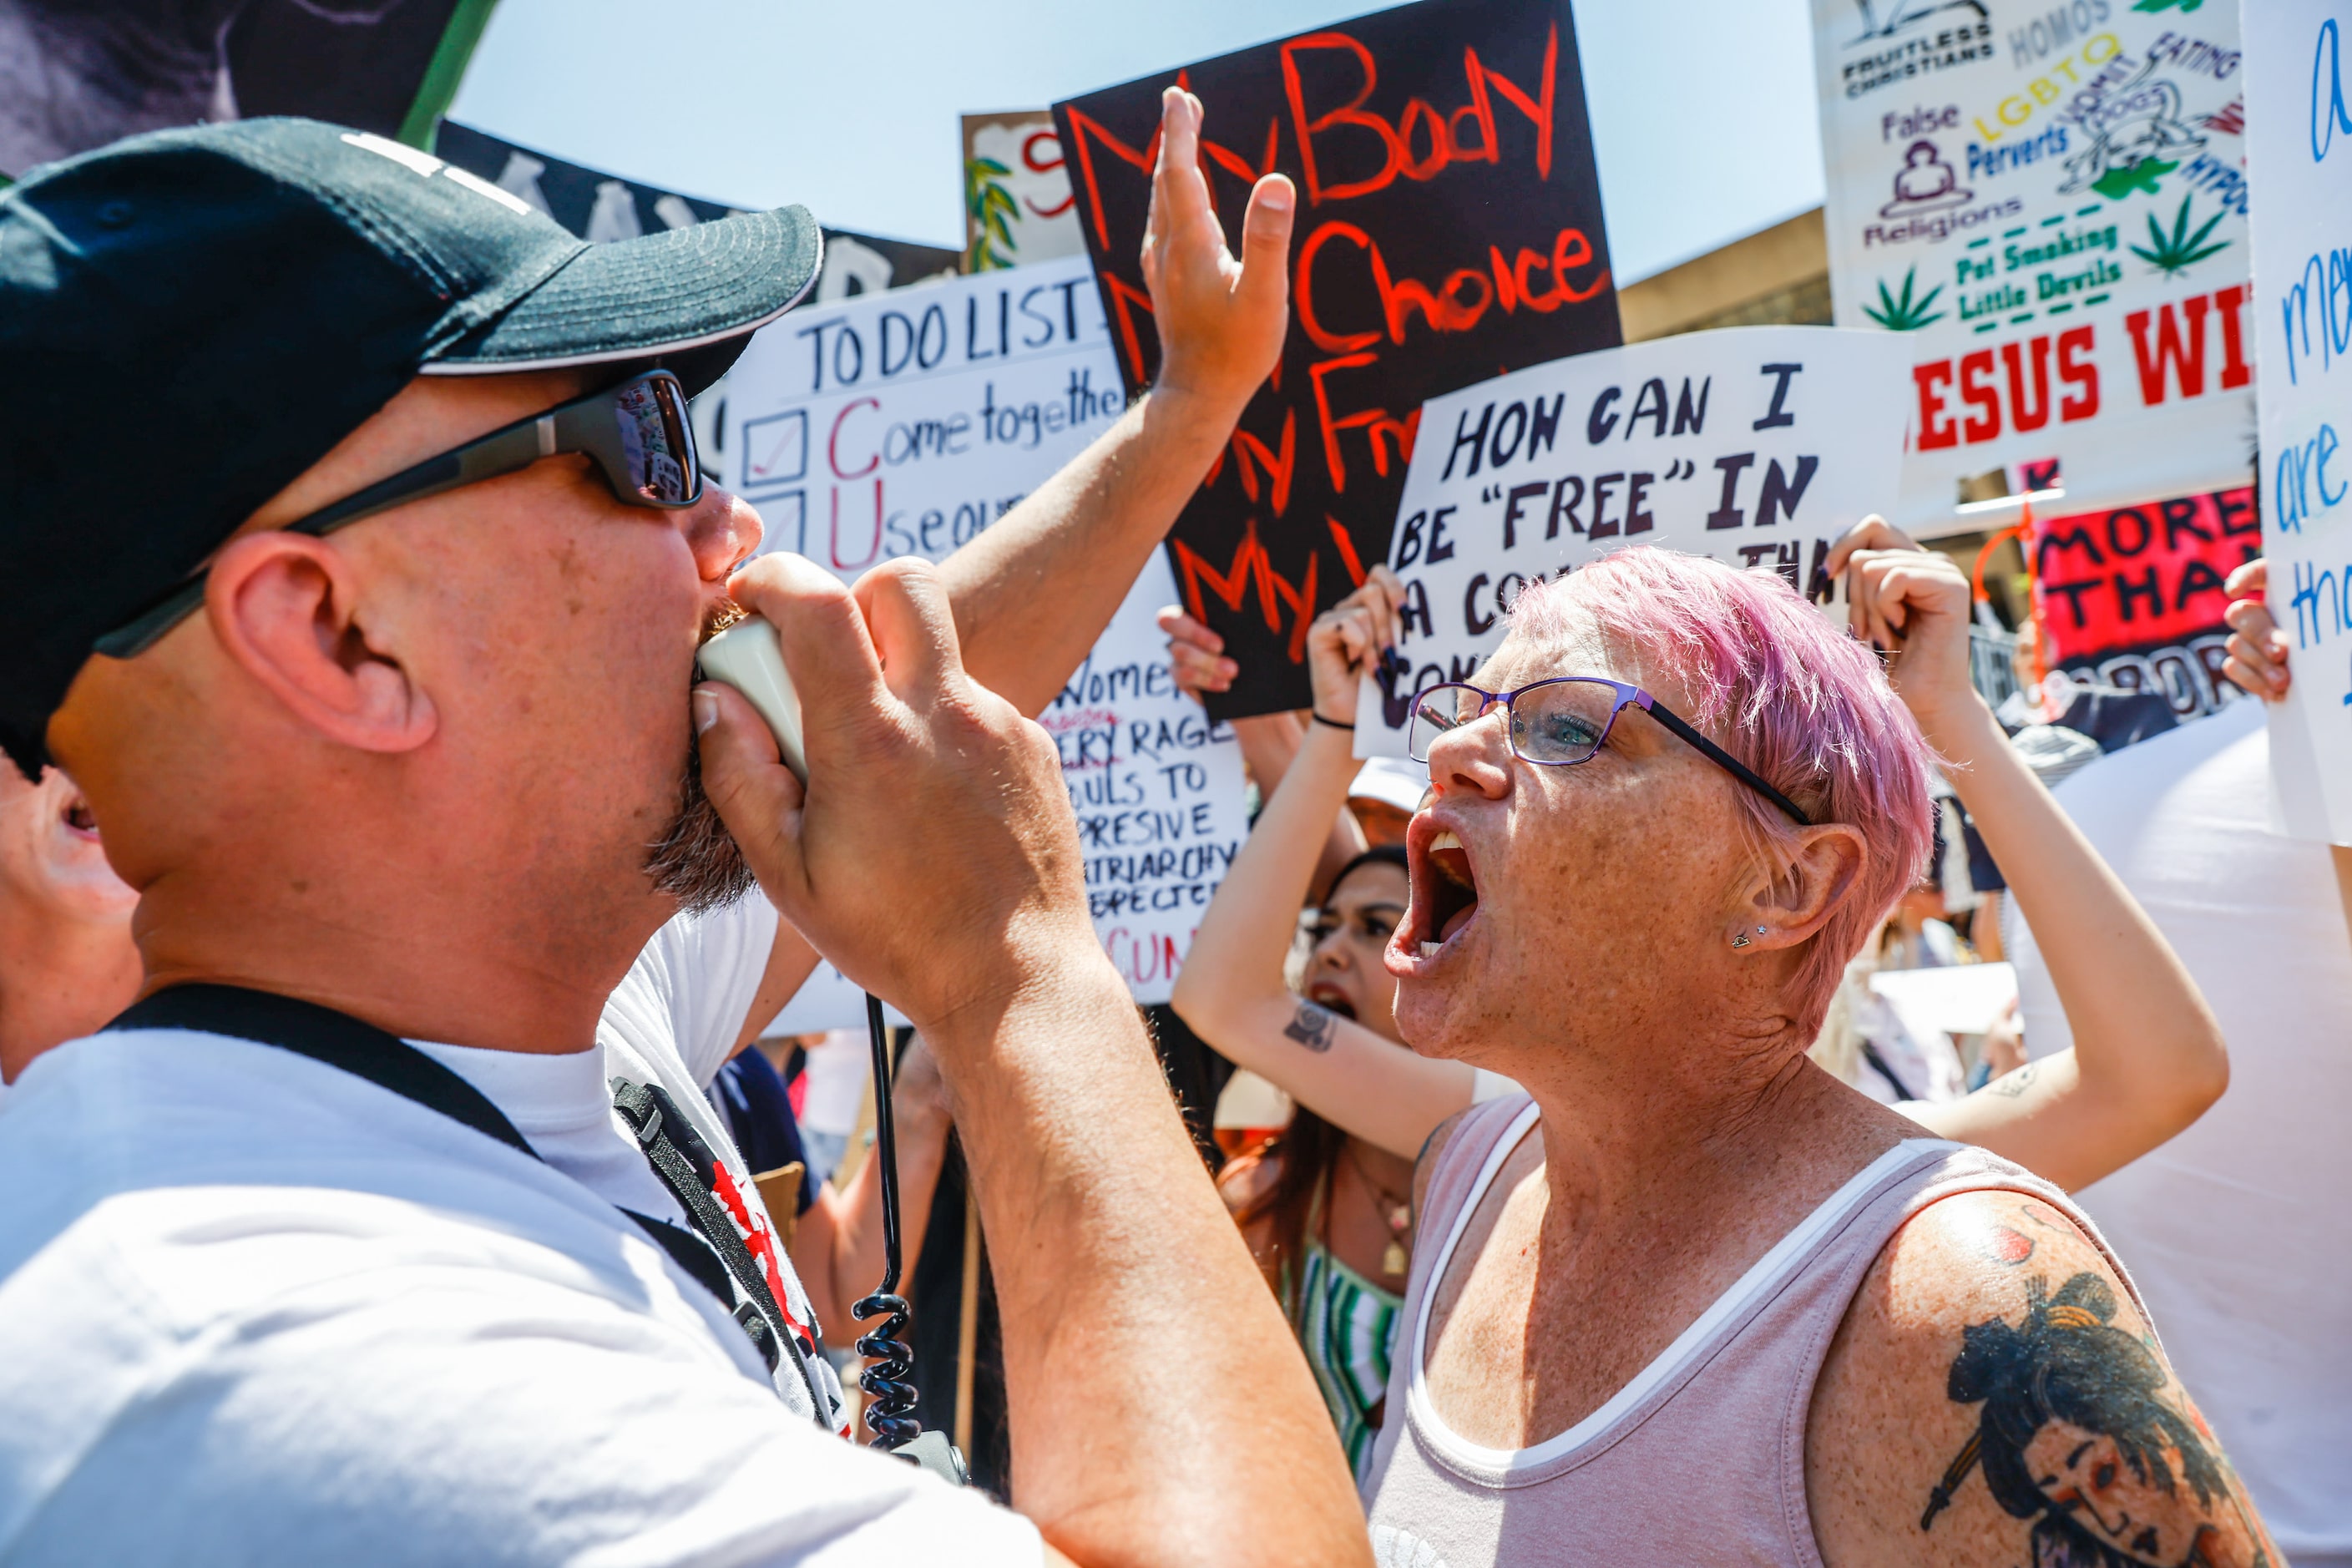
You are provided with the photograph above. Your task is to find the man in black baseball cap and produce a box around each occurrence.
[0,119,817,778]
[0,100,1371,1565]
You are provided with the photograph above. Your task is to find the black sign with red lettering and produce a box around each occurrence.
[1054,0,1618,717]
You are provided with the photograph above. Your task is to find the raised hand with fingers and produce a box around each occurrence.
[1823,516,1978,747]
[1141,86,1296,412]
[1305,566,1404,728]
[2221,558,2289,701]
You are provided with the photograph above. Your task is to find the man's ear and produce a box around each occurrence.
[1740,823,1866,948]
[204,531,436,754]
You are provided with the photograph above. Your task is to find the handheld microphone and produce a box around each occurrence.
[698,615,965,1484]
[695,617,807,782]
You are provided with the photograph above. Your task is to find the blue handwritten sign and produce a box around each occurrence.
[2248,3,2352,842]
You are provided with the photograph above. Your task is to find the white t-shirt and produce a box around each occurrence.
[2006,698,2352,1564]
[0,893,1041,1566]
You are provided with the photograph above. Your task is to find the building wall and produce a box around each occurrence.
[1617,208,1829,342]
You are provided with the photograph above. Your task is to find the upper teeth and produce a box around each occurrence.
[1429,831,1460,852]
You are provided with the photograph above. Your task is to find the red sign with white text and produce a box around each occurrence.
[2030,486,2258,716]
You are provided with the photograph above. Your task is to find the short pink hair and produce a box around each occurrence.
[1505,547,1936,1032]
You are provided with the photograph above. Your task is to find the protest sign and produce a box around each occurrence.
[962,112,1085,271]
[1350,327,1909,756]
[2026,487,2256,720]
[2245,5,2352,843]
[1042,559,1247,1001]
[1810,0,2253,527]
[434,123,959,301]
[725,257,1249,1016]
[2,0,498,178]
[1054,0,1620,721]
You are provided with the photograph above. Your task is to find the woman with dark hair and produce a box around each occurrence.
[1174,569,1490,1473]
[1207,845,1415,1471]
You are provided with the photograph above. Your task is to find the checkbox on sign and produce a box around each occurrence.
[754,490,807,556]
[741,410,808,497]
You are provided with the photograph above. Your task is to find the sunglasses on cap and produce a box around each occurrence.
[94,369,703,660]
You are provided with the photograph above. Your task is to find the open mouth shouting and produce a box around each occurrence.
[1302,980,1359,1021]
[1393,814,1480,973]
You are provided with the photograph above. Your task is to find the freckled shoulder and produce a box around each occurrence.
[1806,1189,2276,1568]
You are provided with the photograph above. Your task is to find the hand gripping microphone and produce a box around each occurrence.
[698,615,966,1485]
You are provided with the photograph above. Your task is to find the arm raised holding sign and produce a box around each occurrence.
[1171,567,1483,1163]
[1827,519,2227,1191]
[1156,603,1367,902]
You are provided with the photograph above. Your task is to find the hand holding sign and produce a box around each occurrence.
[2220,560,2290,702]
[1308,567,1404,727]
[1351,326,1908,756]
[1825,517,1980,751]
[1144,89,1296,416]
[1156,605,1238,698]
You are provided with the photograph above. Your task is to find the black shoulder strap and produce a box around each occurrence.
[109,984,537,1157]
[104,984,824,1420]
[618,1205,738,1308]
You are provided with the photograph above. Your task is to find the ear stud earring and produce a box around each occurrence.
[1731,932,1753,949]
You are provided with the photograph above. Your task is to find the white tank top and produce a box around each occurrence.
[1358,1095,2137,1566]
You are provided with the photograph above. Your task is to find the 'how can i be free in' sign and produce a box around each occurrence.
[1353,327,1909,756]
[724,257,1250,1014]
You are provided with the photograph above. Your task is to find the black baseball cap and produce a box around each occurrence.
[0,118,822,776]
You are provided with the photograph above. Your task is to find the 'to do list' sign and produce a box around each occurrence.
[725,257,1248,1008]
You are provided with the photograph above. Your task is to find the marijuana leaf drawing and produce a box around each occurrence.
[2129,194,2229,277]
[964,155,1020,273]
[1864,265,1946,331]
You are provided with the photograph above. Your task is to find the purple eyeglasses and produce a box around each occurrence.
[1405,676,1813,826]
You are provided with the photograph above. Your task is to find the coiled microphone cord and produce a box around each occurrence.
[852,992,921,1449]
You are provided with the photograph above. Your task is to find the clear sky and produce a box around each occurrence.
[450,0,1826,285]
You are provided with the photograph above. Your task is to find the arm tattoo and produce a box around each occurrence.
[1985,1060,2039,1099]
[1282,1000,1338,1052]
[1921,1269,2269,1565]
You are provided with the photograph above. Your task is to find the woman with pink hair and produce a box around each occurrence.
[1185,525,2270,1563]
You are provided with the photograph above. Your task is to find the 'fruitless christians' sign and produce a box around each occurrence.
[1810,0,2252,526]
[1055,0,1620,719]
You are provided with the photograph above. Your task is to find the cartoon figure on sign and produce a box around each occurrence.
[1922,1271,2253,1567]
[1847,0,1987,44]
[1879,140,1974,218]
[2059,65,2208,200]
